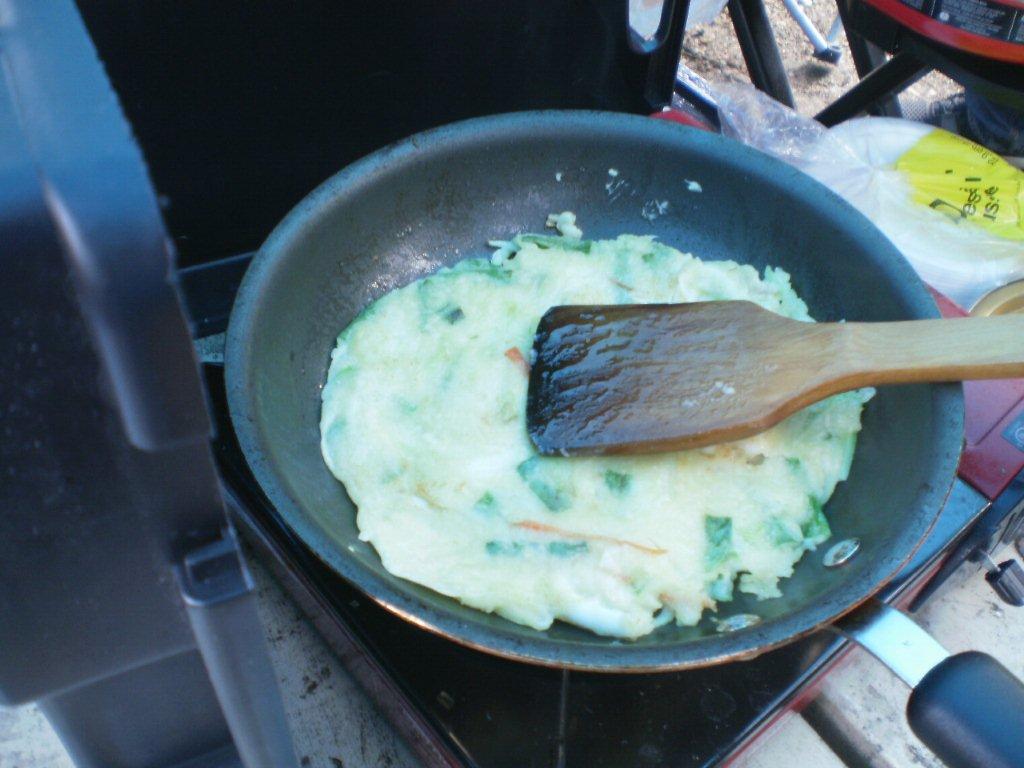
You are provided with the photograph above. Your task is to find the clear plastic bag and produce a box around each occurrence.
[630,0,729,37]
[714,83,1024,308]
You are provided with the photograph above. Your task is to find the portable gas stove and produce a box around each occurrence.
[6,4,1023,766]
[182,258,1024,768]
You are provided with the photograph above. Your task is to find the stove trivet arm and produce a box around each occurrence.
[832,599,1024,768]
[910,467,1024,612]
[979,551,1024,607]
[178,529,299,768]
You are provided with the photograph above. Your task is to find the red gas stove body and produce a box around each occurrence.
[860,0,1024,64]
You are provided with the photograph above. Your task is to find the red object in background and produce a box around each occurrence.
[931,289,1024,499]
[861,0,1024,65]
[649,109,714,132]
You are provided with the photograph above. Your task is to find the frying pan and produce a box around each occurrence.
[224,112,1024,767]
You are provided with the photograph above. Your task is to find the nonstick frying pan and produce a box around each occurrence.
[224,112,1024,767]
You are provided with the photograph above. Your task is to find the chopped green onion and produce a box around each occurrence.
[547,541,589,557]
[448,260,513,281]
[473,492,498,516]
[485,541,524,556]
[442,305,465,324]
[767,516,801,547]
[705,516,735,567]
[801,498,831,543]
[603,469,632,494]
[517,457,571,512]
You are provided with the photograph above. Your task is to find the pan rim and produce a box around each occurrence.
[224,109,965,671]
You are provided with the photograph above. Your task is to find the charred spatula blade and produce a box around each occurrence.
[525,301,800,456]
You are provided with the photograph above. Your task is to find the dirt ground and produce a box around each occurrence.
[681,0,958,116]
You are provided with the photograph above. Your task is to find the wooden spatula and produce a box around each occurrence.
[526,300,1024,456]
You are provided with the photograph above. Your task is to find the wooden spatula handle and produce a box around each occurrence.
[528,301,1024,455]
[840,315,1024,385]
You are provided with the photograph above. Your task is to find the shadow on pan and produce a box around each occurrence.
[224,112,962,671]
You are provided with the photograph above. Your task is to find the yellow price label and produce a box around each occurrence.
[895,129,1024,242]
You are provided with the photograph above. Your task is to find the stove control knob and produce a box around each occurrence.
[980,551,1024,607]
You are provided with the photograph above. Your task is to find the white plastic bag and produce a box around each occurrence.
[714,83,1024,308]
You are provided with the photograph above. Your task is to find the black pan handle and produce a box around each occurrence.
[834,600,1024,768]
[908,652,1024,768]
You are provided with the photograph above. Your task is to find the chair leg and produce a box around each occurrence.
[837,0,904,117]
[815,49,927,125]
[728,0,796,108]
[781,0,842,64]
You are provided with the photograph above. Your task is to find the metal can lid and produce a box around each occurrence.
[970,279,1024,317]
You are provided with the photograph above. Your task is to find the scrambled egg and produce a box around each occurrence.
[321,215,871,638]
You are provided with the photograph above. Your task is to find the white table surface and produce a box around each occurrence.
[3,542,1021,768]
